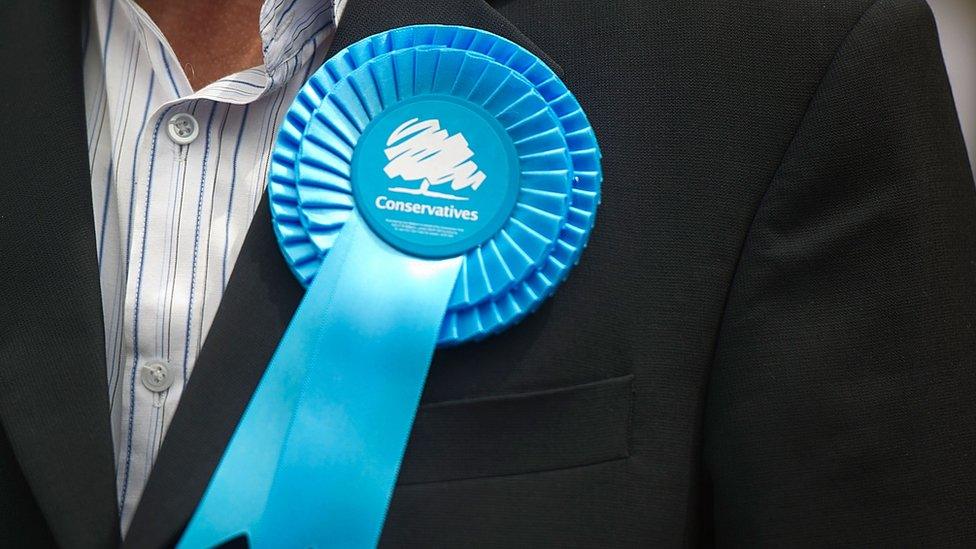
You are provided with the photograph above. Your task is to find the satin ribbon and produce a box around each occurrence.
[179,213,462,548]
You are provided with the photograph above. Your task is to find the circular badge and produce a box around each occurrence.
[351,95,520,258]
[269,25,602,346]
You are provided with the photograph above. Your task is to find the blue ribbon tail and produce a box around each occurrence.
[179,213,461,548]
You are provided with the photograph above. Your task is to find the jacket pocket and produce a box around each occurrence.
[398,374,634,485]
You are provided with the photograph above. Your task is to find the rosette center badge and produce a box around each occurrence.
[352,95,520,258]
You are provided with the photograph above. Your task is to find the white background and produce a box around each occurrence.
[930,0,976,173]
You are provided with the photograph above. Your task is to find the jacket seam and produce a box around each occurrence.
[704,0,888,393]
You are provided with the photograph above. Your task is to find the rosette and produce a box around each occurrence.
[269,24,601,345]
[180,25,602,548]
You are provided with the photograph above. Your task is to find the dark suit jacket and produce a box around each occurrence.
[2,0,975,546]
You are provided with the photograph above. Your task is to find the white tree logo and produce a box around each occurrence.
[383,118,486,201]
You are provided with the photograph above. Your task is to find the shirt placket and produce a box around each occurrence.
[115,45,220,528]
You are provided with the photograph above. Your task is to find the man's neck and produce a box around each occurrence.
[137,0,266,91]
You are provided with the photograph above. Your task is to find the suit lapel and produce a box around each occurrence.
[0,0,120,547]
[122,0,557,546]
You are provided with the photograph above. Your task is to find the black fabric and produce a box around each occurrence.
[703,0,976,544]
[0,421,57,548]
[1,0,974,547]
[0,0,120,547]
[398,374,635,485]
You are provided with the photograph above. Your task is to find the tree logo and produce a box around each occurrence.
[383,118,486,201]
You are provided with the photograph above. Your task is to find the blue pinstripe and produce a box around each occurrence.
[180,103,219,382]
[223,104,251,289]
[158,39,181,96]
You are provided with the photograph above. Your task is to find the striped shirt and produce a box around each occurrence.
[82,0,344,532]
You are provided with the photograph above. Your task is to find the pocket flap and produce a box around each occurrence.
[398,374,634,485]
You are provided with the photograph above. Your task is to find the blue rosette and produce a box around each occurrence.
[268,25,602,346]
[181,25,603,548]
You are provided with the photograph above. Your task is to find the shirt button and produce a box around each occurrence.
[166,112,199,145]
[141,361,175,393]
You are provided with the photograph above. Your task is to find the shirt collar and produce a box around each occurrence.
[116,0,340,102]
[258,0,339,88]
